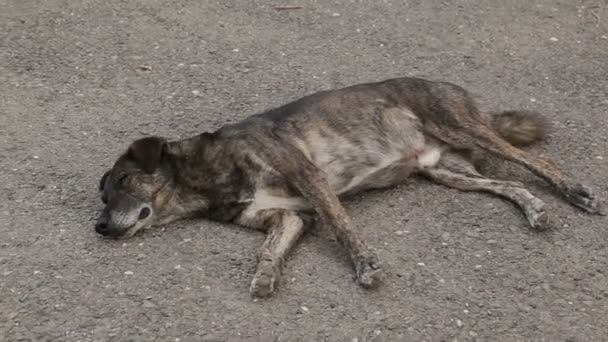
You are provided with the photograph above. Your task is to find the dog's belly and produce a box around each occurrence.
[239,146,442,225]
[296,131,442,196]
[242,146,441,218]
[284,105,443,196]
[329,146,442,196]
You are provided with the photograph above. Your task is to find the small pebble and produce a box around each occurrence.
[466,231,480,238]
[33,270,40,275]
[124,271,134,275]
[331,13,341,17]
[142,300,156,308]
[300,306,309,313]
[549,37,558,42]
[174,265,182,270]
[601,35,607,40]
[183,238,192,242]
[192,90,200,95]
[469,330,478,337]
[417,262,425,266]
[456,319,463,328]
[530,98,537,102]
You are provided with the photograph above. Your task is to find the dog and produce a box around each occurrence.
[96,76,603,297]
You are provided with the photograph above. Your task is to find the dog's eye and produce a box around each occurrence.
[117,174,129,185]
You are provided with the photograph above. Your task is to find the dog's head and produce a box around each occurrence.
[96,136,174,238]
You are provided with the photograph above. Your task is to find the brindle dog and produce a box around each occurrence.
[96,77,603,297]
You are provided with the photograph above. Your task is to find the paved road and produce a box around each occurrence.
[1,0,607,340]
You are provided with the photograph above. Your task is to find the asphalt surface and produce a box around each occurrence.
[1,0,607,341]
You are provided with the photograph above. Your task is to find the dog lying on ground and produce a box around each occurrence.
[96,76,603,297]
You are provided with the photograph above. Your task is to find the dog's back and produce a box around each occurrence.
[220,77,544,197]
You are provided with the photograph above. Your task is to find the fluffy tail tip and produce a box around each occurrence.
[492,110,550,147]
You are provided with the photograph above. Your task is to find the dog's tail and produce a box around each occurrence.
[490,110,549,147]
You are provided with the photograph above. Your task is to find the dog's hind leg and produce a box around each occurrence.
[420,153,550,230]
[465,126,602,215]
[244,210,306,297]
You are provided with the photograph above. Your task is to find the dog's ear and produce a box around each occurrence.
[99,170,112,192]
[127,136,168,173]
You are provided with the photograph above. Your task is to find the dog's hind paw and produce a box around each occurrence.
[531,209,551,231]
[566,184,604,215]
[355,255,385,289]
[524,198,552,231]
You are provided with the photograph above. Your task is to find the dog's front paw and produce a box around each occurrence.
[250,262,280,297]
[355,254,384,289]
[566,184,604,215]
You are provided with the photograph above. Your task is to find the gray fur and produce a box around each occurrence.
[96,76,603,296]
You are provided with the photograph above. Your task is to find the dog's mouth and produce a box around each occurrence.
[96,206,154,239]
[115,225,142,239]
[95,217,152,239]
[99,223,148,240]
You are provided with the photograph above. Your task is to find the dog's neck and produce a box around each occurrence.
[167,132,226,185]
[161,132,252,222]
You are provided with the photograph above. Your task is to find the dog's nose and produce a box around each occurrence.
[95,220,110,236]
[138,206,151,220]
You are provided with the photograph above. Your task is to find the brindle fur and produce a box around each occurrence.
[96,77,603,297]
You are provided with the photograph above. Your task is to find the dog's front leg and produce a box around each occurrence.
[295,172,384,288]
[240,210,307,297]
[263,146,385,289]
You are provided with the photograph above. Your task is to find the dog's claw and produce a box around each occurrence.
[531,209,551,231]
[250,263,279,297]
[567,184,603,215]
[356,255,385,288]
[525,198,552,231]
